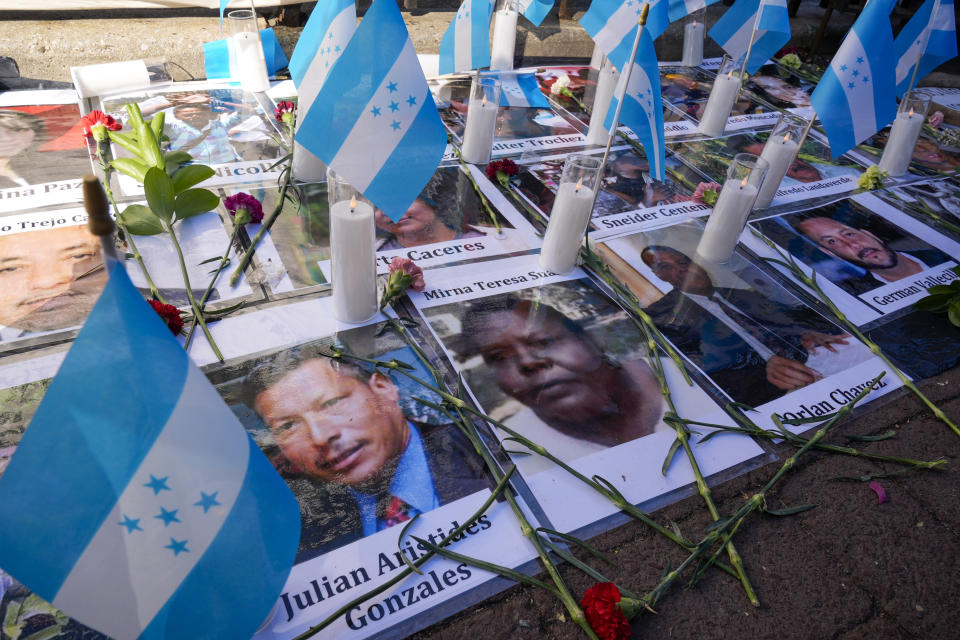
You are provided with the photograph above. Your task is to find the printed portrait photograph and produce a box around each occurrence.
[752,199,954,298]
[855,126,960,176]
[659,69,774,121]
[743,64,815,111]
[514,147,699,219]
[205,326,491,563]
[603,222,875,407]
[536,66,592,120]
[419,278,719,476]
[431,77,580,144]
[249,165,524,293]
[101,85,284,168]
[674,132,863,192]
[0,103,92,193]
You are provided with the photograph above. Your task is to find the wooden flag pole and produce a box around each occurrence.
[83,174,119,264]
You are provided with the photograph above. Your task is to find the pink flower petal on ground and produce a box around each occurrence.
[869,481,888,505]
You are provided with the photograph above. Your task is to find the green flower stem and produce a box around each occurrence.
[93,142,166,304]
[446,133,502,234]
[642,373,883,609]
[164,222,223,361]
[331,346,740,582]
[228,159,294,287]
[752,229,960,437]
[184,223,242,351]
[291,468,517,640]
[910,198,960,236]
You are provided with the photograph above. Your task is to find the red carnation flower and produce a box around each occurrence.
[80,110,121,141]
[149,299,184,335]
[388,256,425,292]
[274,100,296,126]
[581,583,634,640]
[485,158,519,181]
[224,192,264,225]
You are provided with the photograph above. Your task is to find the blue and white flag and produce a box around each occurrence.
[581,0,670,67]
[289,0,356,106]
[439,0,492,75]
[810,0,898,157]
[894,0,957,96]
[668,0,720,22]
[296,0,447,222]
[708,0,791,74]
[519,0,555,26]
[486,70,551,107]
[0,264,300,640]
[605,26,666,180]
[219,0,230,30]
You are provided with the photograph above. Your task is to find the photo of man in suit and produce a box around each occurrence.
[243,345,488,561]
[640,245,859,405]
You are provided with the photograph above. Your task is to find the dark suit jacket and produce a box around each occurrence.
[645,287,838,406]
[291,423,490,562]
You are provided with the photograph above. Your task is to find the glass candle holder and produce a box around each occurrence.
[490,0,519,71]
[879,90,932,177]
[460,76,502,164]
[681,12,705,67]
[540,154,603,274]
[698,56,743,137]
[696,153,769,263]
[755,112,808,208]
[228,9,270,93]
[327,169,378,323]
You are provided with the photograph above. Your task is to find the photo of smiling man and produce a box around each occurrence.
[0,224,107,342]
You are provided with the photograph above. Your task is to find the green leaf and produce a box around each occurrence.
[164,150,193,167]
[661,437,683,476]
[915,294,953,313]
[125,102,145,128]
[144,167,176,222]
[137,122,165,170]
[925,284,956,296]
[171,165,215,195]
[764,504,817,517]
[845,429,897,442]
[111,157,150,183]
[174,188,220,222]
[149,111,165,141]
[198,256,224,265]
[949,299,960,327]
[203,301,245,317]
[107,131,144,158]
[117,204,164,236]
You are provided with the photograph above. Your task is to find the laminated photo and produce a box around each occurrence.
[659,67,781,134]
[879,179,960,228]
[0,90,95,214]
[848,125,960,177]
[100,82,287,196]
[601,221,901,427]
[742,63,816,119]
[511,146,713,238]
[408,254,766,536]
[747,193,960,323]
[672,131,863,207]
[240,165,540,295]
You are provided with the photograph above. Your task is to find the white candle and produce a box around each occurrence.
[230,31,270,93]
[698,71,741,136]
[490,7,519,71]
[585,59,620,146]
[681,21,705,67]
[755,133,800,208]
[460,95,499,164]
[695,179,759,263]
[540,181,595,273]
[589,41,605,70]
[878,109,925,177]
[330,198,377,323]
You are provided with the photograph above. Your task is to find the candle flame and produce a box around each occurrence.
[482,95,487,107]
[349,196,357,211]
[727,69,734,78]
[740,177,748,188]
[909,107,915,117]
[576,178,583,192]
[693,19,697,26]
[783,132,791,142]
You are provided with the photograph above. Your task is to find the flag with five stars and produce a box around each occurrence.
[893,0,957,96]
[581,0,671,68]
[297,0,447,221]
[439,0,492,74]
[0,263,300,640]
[810,0,898,157]
[604,25,667,180]
[486,70,551,108]
[708,0,791,75]
[667,0,720,22]
[519,0,555,26]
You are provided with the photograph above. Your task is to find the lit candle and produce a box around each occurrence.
[490,2,519,71]
[228,29,270,93]
[681,20,705,67]
[696,153,768,263]
[585,58,620,146]
[878,107,925,177]
[698,69,741,137]
[755,131,800,208]
[461,94,499,164]
[540,178,596,273]
[330,194,377,323]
